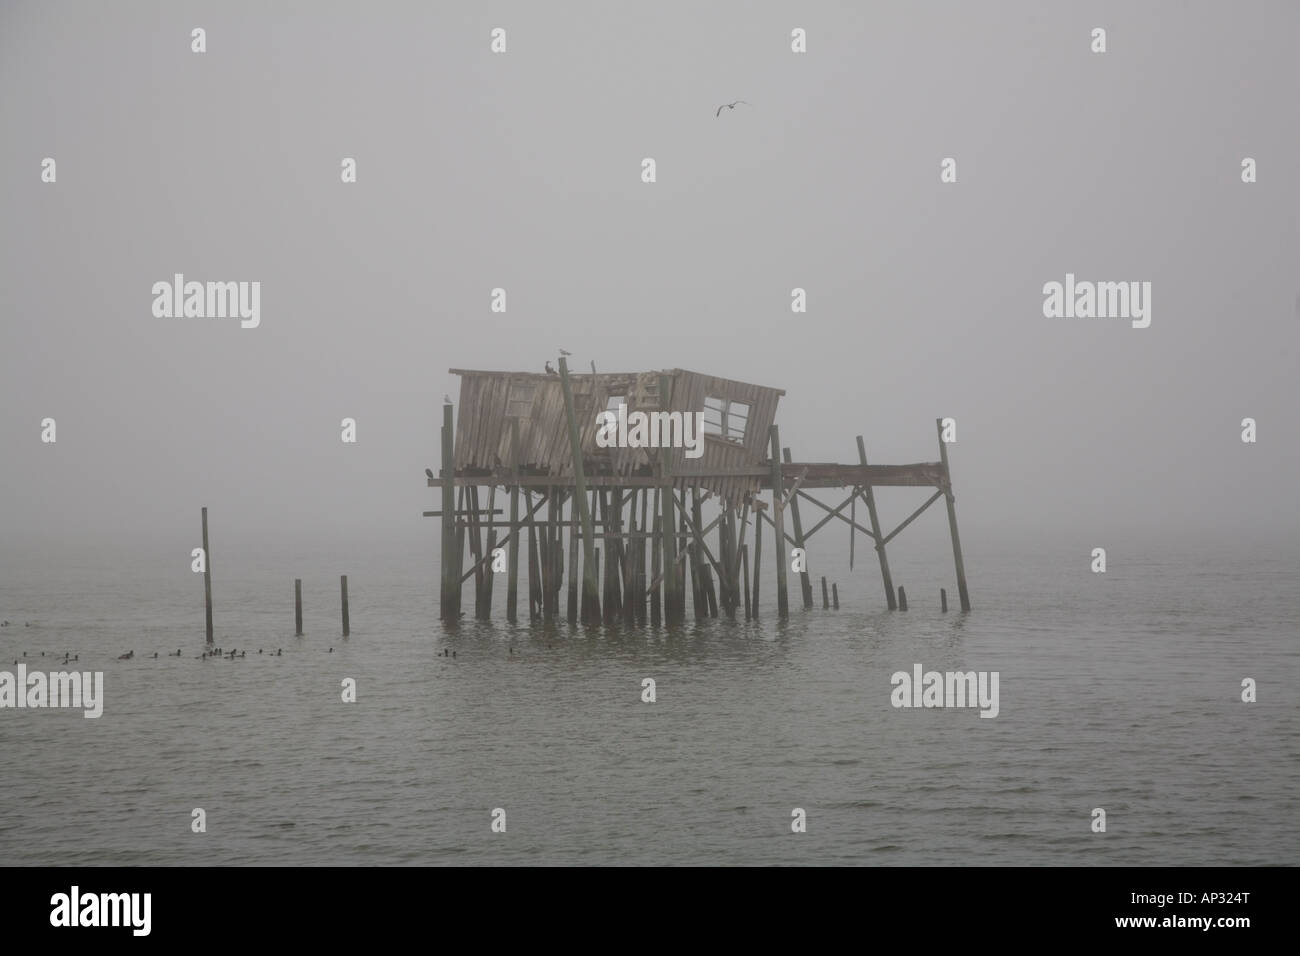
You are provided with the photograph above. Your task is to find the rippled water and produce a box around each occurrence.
[1,533,1296,865]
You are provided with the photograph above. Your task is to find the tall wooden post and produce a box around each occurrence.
[505,420,521,623]
[856,436,896,611]
[936,418,972,612]
[658,374,681,624]
[690,488,705,620]
[558,358,601,623]
[340,575,350,636]
[636,489,649,624]
[201,506,213,644]
[439,404,458,620]
[294,577,302,637]
[751,507,763,618]
[469,486,487,620]
[650,509,662,626]
[526,490,540,620]
[484,486,497,617]
[782,447,814,609]
[741,543,751,621]
[567,488,579,623]
[769,427,790,619]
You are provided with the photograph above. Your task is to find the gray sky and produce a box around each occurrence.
[2,0,1297,554]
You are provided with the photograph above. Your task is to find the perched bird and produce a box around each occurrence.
[425,468,435,480]
[544,361,557,375]
[444,394,451,404]
[716,99,749,117]
[559,348,572,357]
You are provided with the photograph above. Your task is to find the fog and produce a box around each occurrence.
[2,1,1296,559]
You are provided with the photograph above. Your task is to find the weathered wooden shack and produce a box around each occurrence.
[428,363,970,626]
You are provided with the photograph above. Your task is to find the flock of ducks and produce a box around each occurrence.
[7,629,469,664]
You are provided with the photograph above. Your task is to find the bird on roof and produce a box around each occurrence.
[425,468,434,480]
[545,361,557,375]
[716,100,749,117]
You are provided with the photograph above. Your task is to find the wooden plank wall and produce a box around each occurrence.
[451,368,784,506]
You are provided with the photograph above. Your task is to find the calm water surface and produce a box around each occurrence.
[1,533,1296,865]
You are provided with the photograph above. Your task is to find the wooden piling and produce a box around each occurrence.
[294,577,302,636]
[567,488,579,623]
[439,405,458,621]
[703,564,718,617]
[690,488,706,621]
[636,489,649,624]
[936,418,972,612]
[741,543,751,621]
[340,575,350,636]
[506,421,521,624]
[782,448,814,609]
[557,358,602,624]
[821,576,829,609]
[941,587,948,612]
[650,509,663,626]
[898,585,908,611]
[769,427,790,619]
[751,506,763,618]
[469,486,487,620]
[485,486,497,616]
[856,436,896,611]
[201,506,214,644]
[832,582,839,609]
[526,492,540,620]
[659,375,681,624]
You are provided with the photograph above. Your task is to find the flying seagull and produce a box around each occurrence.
[716,100,749,117]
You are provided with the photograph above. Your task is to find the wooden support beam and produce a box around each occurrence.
[294,577,302,637]
[201,506,214,644]
[751,503,763,618]
[796,490,877,539]
[340,574,350,636]
[671,490,729,584]
[857,435,896,611]
[880,489,944,548]
[526,490,540,621]
[782,448,814,609]
[558,358,601,623]
[567,489,579,623]
[507,422,520,623]
[800,490,864,540]
[459,494,546,584]
[658,374,681,624]
[769,427,789,619]
[741,543,751,621]
[650,501,662,626]
[469,486,487,620]
[439,406,458,621]
[936,418,972,612]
